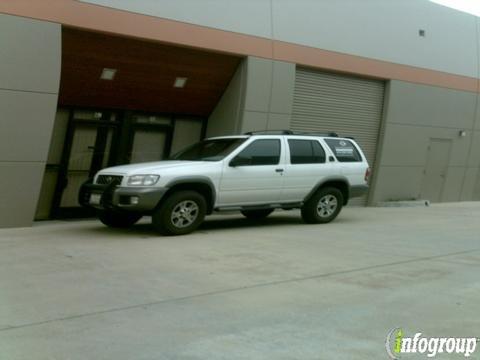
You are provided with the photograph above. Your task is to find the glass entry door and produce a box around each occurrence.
[129,128,168,163]
[126,116,172,163]
[50,110,173,218]
[60,124,98,208]
[54,112,119,217]
[60,124,116,208]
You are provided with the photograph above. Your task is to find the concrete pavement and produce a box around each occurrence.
[1,203,479,359]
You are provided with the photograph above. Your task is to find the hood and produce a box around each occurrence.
[98,160,209,175]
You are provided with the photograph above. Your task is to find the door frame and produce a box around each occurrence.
[48,107,204,219]
[51,109,121,218]
[421,138,452,203]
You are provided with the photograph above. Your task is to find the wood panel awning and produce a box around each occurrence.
[59,27,242,116]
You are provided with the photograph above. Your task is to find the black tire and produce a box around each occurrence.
[241,209,274,220]
[301,187,343,224]
[152,191,207,236]
[98,210,142,228]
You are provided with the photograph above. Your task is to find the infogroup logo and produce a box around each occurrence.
[385,328,478,359]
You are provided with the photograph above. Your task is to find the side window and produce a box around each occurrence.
[232,139,281,166]
[288,140,326,164]
[324,139,362,162]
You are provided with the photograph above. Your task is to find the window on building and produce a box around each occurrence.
[288,139,326,164]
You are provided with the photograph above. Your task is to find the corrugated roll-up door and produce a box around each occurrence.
[291,67,385,206]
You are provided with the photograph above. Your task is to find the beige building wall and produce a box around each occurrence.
[79,0,478,78]
[35,109,70,220]
[371,80,480,204]
[0,14,61,227]
[208,57,295,136]
[207,61,247,137]
[1,1,480,228]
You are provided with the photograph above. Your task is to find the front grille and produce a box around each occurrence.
[96,175,123,185]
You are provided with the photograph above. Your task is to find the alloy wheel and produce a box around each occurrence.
[316,195,338,218]
[170,200,199,228]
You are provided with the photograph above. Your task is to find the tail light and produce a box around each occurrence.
[365,167,371,183]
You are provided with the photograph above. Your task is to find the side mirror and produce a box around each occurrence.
[229,156,251,167]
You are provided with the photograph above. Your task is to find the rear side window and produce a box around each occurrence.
[288,140,326,164]
[325,139,362,162]
[234,139,281,165]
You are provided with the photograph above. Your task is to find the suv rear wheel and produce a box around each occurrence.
[301,187,343,224]
[98,210,142,228]
[152,190,207,236]
[241,209,274,220]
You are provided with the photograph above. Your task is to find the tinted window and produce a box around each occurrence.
[288,140,326,164]
[324,139,362,162]
[172,138,246,161]
[233,139,281,166]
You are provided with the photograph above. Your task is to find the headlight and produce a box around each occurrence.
[127,174,160,186]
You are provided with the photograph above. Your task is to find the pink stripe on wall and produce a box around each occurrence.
[0,0,273,58]
[273,41,479,93]
[0,0,478,93]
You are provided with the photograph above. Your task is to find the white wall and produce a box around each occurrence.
[207,61,246,137]
[371,80,480,203]
[81,0,478,78]
[208,57,295,136]
[241,57,295,133]
[0,14,61,227]
[79,0,272,38]
[273,0,478,78]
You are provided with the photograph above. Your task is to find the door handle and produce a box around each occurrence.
[275,168,284,173]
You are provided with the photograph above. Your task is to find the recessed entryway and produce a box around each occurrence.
[35,27,242,220]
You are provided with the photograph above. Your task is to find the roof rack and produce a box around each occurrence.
[244,130,294,135]
[243,130,339,137]
[297,131,339,137]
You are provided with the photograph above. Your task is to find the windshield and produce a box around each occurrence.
[171,138,247,161]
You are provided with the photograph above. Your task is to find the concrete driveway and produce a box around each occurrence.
[1,203,479,359]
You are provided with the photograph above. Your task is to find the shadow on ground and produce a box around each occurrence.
[78,211,361,238]
[83,213,312,237]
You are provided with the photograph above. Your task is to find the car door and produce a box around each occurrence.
[280,138,333,202]
[217,137,285,206]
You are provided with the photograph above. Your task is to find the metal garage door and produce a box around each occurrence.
[291,67,385,206]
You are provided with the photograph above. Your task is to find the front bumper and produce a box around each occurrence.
[79,182,167,213]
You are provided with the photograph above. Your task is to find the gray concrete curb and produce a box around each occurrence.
[375,200,431,207]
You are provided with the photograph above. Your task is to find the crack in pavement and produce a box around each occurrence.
[1,247,479,333]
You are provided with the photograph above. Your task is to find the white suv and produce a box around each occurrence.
[79,131,370,235]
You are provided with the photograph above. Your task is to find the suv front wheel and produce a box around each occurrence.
[152,190,207,236]
[301,187,343,224]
